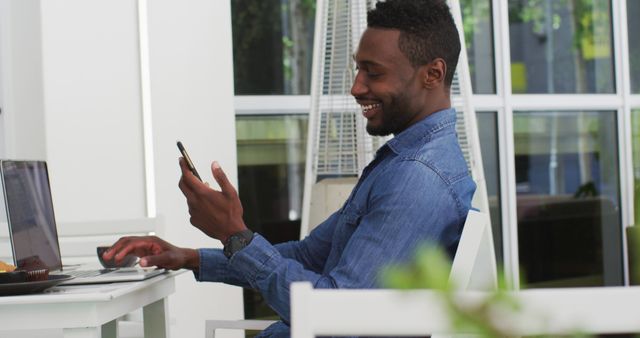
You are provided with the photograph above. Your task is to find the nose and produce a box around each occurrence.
[351,70,367,98]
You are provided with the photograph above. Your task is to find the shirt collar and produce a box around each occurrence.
[386,107,457,155]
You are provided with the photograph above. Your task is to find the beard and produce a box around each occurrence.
[365,91,417,137]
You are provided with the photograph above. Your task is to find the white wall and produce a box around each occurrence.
[40,0,147,222]
[0,0,5,158]
[0,0,47,161]
[147,1,243,337]
[0,0,243,337]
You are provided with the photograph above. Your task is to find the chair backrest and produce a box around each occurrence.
[291,282,640,337]
[290,210,497,338]
[449,209,497,291]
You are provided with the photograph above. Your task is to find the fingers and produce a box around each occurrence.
[104,236,153,262]
[179,158,198,186]
[179,158,205,201]
[211,161,237,197]
[180,158,214,195]
[102,236,188,270]
[102,236,136,260]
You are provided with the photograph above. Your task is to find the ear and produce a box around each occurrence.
[421,58,447,89]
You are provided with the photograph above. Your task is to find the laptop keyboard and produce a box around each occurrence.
[67,269,116,278]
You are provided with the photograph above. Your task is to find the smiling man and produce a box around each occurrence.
[104,0,475,337]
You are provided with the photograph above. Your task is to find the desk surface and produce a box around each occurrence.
[0,270,175,305]
[0,271,181,334]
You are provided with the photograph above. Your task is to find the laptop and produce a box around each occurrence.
[0,160,165,285]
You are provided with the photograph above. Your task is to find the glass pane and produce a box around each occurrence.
[236,114,307,319]
[477,111,503,264]
[508,0,615,94]
[461,0,496,94]
[632,109,640,284]
[629,0,640,93]
[633,109,640,225]
[514,110,622,287]
[231,0,315,95]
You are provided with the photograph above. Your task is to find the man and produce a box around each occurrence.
[103,0,475,336]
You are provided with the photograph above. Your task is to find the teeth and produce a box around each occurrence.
[361,104,380,113]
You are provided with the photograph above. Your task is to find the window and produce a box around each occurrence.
[231,0,315,95]
[236,114,308,318]
[461,0,496,94]
[477,111,503,262]
[508,0,615,94]
[514,110,622,287]
[628,0,640,93]
[232,0,636,307]
[632,109,640,225]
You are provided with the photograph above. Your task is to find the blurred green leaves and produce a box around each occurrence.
[380,244,517,338]
[380,245,452,291]
[380,243,593,337]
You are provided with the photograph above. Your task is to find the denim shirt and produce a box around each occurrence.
[195,107,476,337]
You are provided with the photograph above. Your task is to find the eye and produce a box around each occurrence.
[367,71,382,78]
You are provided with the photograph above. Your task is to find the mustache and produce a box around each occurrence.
[353,96,379,101]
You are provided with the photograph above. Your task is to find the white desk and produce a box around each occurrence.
[0,271,178,338]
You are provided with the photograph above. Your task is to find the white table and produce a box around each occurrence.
[0,271,178,338]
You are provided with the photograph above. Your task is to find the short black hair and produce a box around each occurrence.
[367,0,461,87]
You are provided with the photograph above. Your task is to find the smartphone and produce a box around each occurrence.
[176,141,202,181]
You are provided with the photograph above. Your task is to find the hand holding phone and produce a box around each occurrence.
[177,141,202,181]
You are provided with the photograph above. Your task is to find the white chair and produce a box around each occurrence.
[204,319,277,338]
[289,209,497,338]
[289,282,640,337]
[448,210,497,291]
[205,209,496,338]
[287,211,640,337]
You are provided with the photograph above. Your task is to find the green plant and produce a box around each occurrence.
[380,245,519,337]
[380,244,590,338]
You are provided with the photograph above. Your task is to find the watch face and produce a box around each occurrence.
[224,230,254,258]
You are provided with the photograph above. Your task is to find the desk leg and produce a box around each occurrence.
[101,319,118,338]
[143,298,169,338]
[63,327,102,338]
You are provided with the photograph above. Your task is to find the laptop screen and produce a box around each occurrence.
[0,160,63,271]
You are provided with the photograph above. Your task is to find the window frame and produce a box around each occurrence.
[233,0,640,288]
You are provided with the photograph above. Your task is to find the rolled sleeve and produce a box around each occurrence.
[194,247,251,288]
[228,235,282,288]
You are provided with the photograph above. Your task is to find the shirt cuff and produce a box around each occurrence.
[193,234,278,288]
[193,247,229,282]
[227,234,280,289]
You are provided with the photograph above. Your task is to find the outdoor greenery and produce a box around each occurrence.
[380,245,596,337]
[509,0,613,93]
[381,245,520,337]
[231,0,315,95]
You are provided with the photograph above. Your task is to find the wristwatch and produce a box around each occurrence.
[223,229,254,258]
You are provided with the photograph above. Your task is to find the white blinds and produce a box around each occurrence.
[311,0,384,178]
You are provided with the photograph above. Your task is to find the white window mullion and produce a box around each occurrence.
[137,0,156,218]
[472,94,503,111]
[493,0,520,289]
[235,95,311,115]
[0,0,13,158]
[511,94,622,111]
[613,0,633,285]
